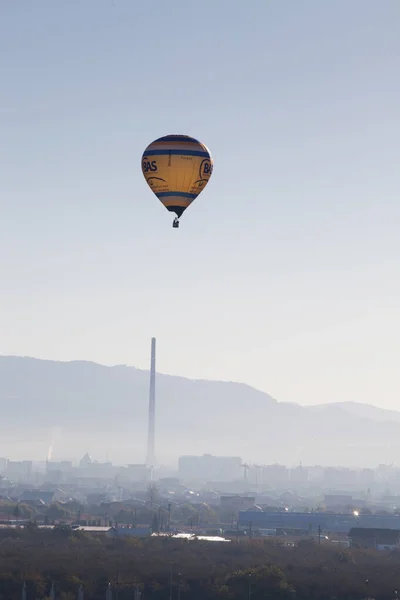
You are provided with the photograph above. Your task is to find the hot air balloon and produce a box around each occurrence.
[141,134,213,228]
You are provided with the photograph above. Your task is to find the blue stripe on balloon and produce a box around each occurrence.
[156,192,198,199]
[154,135,200,144]
[143,149,210,158]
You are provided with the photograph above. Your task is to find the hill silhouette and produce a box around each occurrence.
[0,355,399,467]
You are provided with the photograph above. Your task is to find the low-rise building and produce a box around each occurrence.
[239,511,400,535]
[349,527,400,550]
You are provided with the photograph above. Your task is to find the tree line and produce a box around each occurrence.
[0,524,399,600]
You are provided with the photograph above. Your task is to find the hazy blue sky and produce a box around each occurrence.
[1,0,400,409]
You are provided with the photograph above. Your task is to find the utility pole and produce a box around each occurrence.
[168,502,171,530]
[169,563,173,600]
[115,572,119,600]
[178,573,182,600]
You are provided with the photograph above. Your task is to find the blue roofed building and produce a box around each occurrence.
[238,511,400,535]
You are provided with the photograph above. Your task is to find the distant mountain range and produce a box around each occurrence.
[311,401,400,424]
[0,355,399,467]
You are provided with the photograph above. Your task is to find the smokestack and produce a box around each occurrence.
[146,337,156,466]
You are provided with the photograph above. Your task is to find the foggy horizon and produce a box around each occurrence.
[1,353,400,467]
[0,349,397,409]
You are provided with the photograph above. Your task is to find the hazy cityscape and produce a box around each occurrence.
[2,341,400,597]
[2,353,400,599]
[3,339,400,538]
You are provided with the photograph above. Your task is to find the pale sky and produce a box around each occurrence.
[1,0,400,409]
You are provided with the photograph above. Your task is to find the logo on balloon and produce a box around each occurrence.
[199,159,213,179]
[142,159,158,173]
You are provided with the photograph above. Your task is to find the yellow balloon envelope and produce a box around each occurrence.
[141,134,213,227]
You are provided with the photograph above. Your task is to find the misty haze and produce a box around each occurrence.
[1,354,400,468]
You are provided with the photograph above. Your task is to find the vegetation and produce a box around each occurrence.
[0,525,399,599]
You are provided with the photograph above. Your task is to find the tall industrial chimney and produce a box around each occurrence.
[146,337,156,466]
